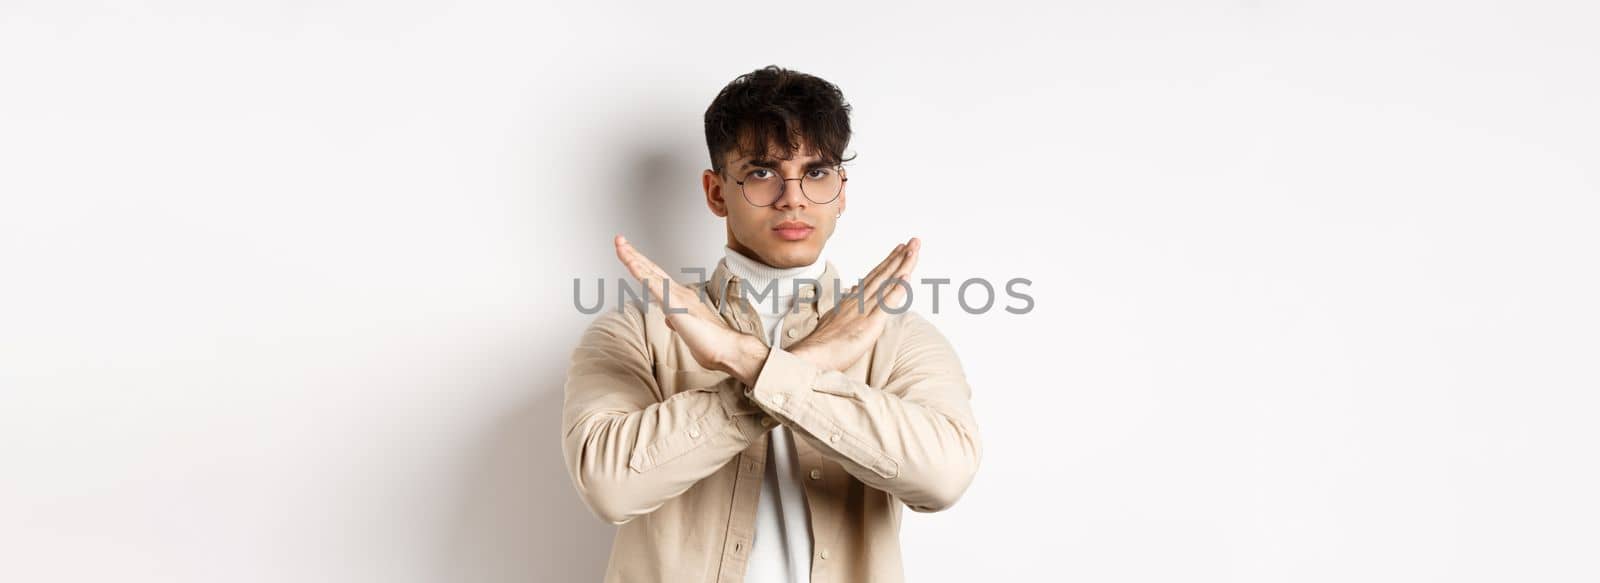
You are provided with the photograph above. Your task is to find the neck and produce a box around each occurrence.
[722,245,825,298]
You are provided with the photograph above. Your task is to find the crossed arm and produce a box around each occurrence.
[560,236,981,525]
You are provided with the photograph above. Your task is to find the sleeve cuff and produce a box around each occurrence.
[743,346,900,480]
[717,377,763,416]
[745,346,823,418]
[715,376,770,441]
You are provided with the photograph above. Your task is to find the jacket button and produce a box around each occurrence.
[688,426,701,439]
[786,328,799,339]
[760,417,775,427]
[820,549,831,560]
[828,432,840,443]
[809,469,822,480]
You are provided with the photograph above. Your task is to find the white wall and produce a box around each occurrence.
[3,1,1597,581]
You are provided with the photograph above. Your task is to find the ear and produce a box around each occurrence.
[703,168,729,218]
[836,169,848,216]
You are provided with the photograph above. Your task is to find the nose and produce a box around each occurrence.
[772,175,809,211]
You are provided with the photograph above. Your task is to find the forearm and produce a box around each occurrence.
[564,379,768,525]
[743,345,982,512]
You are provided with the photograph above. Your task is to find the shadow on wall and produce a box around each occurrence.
[616,132,722,277]
[436,117,711,581]
[437,363,616,582]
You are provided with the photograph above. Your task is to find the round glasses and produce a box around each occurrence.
[731,166,847,207]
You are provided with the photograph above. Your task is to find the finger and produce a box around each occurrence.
[615,235,672,304]
[861,240,915,306]
[865,237,920,312]
[893,237,920,280]
[852,242,906,301]
[833,244,898,314]
[614,235,655,287]
[616,235,704,312]
[855,243,903,291]
[880,238,920,310]
[616,235,668,277]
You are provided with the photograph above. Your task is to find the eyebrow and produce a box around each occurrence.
[739,158,837,171]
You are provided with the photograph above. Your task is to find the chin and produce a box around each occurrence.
[758,245,821,268]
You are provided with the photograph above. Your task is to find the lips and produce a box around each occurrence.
[773,220,814,241]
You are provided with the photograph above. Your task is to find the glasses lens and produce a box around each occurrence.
[801,168,843,204]
[740,169,782,206]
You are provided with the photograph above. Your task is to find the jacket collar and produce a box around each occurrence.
[706,257,844,316]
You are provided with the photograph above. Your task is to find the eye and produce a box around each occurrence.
[806,168,834,180]
[747,168,775,180]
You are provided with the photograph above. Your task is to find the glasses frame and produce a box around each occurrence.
[729,165,848,208]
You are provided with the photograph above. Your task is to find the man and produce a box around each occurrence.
[561,65,982,583]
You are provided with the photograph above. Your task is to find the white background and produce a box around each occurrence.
[3,1,1597,581]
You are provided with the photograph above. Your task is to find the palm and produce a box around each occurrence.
[814,301,885,356]
[791,237,920,372]
[614,235,742,371]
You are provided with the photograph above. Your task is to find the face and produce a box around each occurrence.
[701,141,847,269]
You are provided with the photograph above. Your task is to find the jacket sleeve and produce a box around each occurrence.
[744,310,982,513]
[561,306,769,525]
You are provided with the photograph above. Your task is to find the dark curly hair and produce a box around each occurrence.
[703,65,855,176]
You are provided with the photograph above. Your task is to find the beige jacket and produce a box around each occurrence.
[561,258,982,582]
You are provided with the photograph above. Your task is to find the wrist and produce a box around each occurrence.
[719,334,769,386]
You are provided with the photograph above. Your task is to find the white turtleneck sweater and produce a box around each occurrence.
[721,245,825,583]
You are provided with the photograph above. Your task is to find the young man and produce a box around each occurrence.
[561,65,982,583]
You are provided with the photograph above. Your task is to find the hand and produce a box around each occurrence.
[790,237,921,372]
[614,235,769,385]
